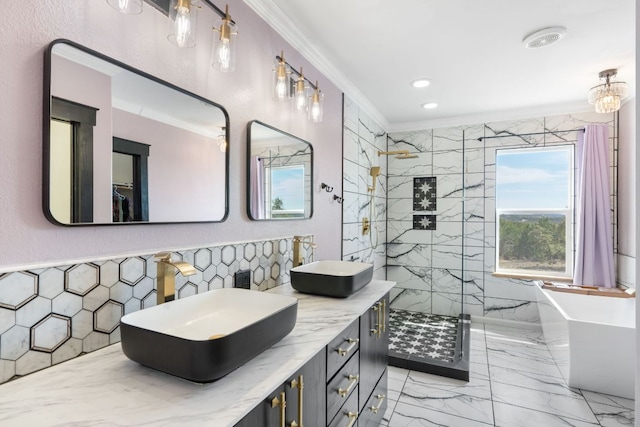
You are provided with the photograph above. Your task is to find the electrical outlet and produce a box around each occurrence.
[234,270,251,289]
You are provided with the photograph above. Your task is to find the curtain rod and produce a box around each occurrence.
[477,128,584,142]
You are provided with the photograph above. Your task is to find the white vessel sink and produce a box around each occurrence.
[120,288,298,382]
[290,260,373,298]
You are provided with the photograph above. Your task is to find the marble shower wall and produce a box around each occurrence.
[342,96,387,277]
[0,236,307,385]
[388,111,618,323]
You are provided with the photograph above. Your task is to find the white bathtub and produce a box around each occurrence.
[534,281,636,399]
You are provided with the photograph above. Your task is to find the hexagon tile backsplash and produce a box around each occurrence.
[0,237,305,385]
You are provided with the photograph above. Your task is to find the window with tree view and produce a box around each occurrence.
[495,146,573,278]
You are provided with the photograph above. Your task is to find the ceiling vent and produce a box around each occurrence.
[522,26,567,49]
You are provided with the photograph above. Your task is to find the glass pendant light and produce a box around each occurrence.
[588,69,628,114]
[168,0,198,48]
[106,0,142,14]
[308,81,324,123]
[273,52,290,101]
[293,67,308,111]
[212,4,237,72]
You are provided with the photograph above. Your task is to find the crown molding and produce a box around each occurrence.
[242,0,390,130]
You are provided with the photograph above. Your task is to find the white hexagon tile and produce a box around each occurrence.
[0,237,298,385]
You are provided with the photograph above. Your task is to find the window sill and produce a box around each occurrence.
[492,271,573,283]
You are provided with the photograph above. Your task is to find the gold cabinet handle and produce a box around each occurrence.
[346,411,358,427]
[337,374,359,398]
[337,338,359,357]
[376,301,383,338]
[370,304,380,335]
[289,374,304,427]
[370,394,386,414]
[271,391,286,427]
[381,299,386,333]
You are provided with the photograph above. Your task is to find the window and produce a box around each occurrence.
[495,146,574,278]
[266,165,305,218]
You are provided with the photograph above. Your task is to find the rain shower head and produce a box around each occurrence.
[378,149,418,159]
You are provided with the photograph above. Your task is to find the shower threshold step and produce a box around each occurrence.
[388,309,470,381]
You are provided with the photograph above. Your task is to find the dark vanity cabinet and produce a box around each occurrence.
[358,294,389,426]
[235,292,389,427]
[235,350,326,427]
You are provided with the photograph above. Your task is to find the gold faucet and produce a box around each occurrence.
[155,252,197,305]
[292,235,316,267]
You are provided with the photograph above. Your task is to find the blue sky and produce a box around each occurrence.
[271,166,304,210]
[496,148,572,209]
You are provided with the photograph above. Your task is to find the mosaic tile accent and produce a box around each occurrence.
[413,215,436,230]
[413,177,437,211]
[0,236,306,385]
[389,309,458,363]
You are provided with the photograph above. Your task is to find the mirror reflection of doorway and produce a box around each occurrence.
[112,137,149,222]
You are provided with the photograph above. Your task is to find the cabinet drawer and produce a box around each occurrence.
[358,368,388,427]
[327,319,360,380]
[326,350,360,423]
[328,385,359,427]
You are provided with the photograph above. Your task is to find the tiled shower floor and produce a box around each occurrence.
[388,309,459,363]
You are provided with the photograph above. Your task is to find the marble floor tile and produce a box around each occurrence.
[487,347,563,379]
[493,401,599,427]
[489,364,581,397]
[389,400,493,426]
[398,384,495,425]
[581,390,635,427]
[491,381,599,424]
[406,370,492,400]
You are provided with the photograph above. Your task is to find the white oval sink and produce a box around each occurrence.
[120,288,298,382]
[290,260,373,298]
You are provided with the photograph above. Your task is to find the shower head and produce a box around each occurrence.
[370,166,381,177]
[378,149,417,159]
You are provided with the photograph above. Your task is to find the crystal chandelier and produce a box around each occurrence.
[587,69,628,113]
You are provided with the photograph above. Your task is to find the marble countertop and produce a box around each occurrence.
[0,280,395,426]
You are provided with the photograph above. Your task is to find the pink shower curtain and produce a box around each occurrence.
[573,124,615,287]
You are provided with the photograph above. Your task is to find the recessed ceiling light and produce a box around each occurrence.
[522,26,567,49]
[411,78,431,88]
[421,102,438,109]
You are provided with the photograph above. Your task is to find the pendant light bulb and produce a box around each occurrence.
[212,5,237,72]
[274,51,290,101]
[168,0,197,48]
[106,0,142,14]
[308,81,324,123]
[294,67,307,111]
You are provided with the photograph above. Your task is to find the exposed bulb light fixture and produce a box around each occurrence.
[411,78,431,88]
[168,0,197,48]
[309,81,324,123]
[588,69,628,113]
[218,127,227,152]
[106,0,142,14]
[212,4,237,72]
[422,102,438,109]
[294,67,308,111]
[273,51,290,101]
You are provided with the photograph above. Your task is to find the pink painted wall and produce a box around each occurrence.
[113,109,226,221]
[0,0,343,270]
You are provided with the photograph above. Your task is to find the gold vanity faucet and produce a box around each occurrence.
[292,235,316,267]
[155,252,196,305]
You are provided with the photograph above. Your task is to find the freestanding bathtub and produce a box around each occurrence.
[534,281,636,399]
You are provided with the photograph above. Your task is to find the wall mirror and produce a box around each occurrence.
[44,39,229,225]
[247,121,313,220]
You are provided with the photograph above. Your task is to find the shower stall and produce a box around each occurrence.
[381,129,470,380]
